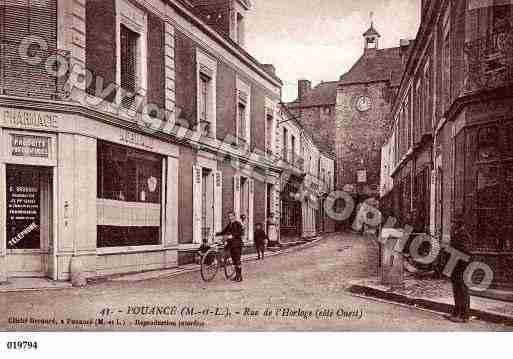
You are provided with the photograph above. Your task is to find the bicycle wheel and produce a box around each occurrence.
[200,249,220,282]
[223,255,236,280]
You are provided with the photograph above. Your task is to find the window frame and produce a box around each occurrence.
[236,77,251,148]
[96,140,165,250]
[115,0,148,107]
[196,50,217,138]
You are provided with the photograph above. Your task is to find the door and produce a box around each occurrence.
[5,165,52,277]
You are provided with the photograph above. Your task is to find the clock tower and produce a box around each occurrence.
[333,20,410,204]
[286,19,412,222]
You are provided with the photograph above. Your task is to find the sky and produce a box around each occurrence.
[245,0,421,102]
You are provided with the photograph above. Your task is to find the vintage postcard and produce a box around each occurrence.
[1,0,513,346]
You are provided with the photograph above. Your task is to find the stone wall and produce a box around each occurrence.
[288,105,336,155]
[335,82,393,192]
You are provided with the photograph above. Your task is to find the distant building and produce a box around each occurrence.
[276,105,336,239]
[288,21,412,210]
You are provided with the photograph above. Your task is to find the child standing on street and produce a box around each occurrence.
[254,223,268,260]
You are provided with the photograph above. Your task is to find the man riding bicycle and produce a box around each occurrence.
[216,212,244,282]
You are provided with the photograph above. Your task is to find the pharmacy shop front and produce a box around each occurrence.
[0,107,179,282]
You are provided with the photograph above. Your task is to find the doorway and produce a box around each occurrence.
[5,165,53,277]
[201,168,214,242]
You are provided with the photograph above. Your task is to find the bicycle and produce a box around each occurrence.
[198,235,236,282]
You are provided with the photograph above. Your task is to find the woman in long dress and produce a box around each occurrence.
[267,212,278,247]
[240,214,248,243]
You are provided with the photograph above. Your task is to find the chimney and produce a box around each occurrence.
[298,79,311,101]
[261,64,276,76]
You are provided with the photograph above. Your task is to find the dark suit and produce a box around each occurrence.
[217,221,243,266]
[450,221,470,320]
[254,228,268,259]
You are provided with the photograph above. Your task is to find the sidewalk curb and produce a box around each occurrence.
[1,235,329,292]
[85,235,328,286]
[348,281,513,326]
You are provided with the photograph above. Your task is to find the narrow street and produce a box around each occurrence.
[1,233,507,331]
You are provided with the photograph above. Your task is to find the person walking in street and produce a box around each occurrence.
[446,216,471,323]
[254,223,268,260]
[216,212,244,282]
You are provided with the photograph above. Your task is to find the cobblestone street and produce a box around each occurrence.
[1,233,508,331]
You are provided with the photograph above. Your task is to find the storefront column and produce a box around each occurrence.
[73,136,97,275]
[164,156,179,267]
[0,161,7,282]
[56,134,97,280]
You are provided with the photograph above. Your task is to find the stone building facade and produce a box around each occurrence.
[383,0,513,289]
[276,105,336,239]
[0,0,287,282]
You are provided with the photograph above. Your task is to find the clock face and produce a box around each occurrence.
[356,96,372,112]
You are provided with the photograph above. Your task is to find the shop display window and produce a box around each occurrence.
[97,141,163,248]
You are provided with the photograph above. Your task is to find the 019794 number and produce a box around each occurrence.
[6,341,38,350]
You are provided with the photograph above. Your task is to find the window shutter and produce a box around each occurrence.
[1,0,58,99]
[214,170,223,233]
[147,13,165,109]
[86,0,116,99]
[233,175,240,219]
[192,165,203,244]
[248,178,254,244]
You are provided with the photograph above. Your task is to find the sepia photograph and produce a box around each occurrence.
[1,0,513,352]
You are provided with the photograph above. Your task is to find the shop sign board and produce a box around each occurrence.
[11,134,50,158]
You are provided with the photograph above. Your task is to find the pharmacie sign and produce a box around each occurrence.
[11,134,50,158]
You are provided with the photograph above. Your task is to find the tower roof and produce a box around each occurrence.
[363,22,381,38]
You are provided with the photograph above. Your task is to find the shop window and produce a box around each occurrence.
[492,5,510,33]
[454,130,466,215]
[97,141,162,248]
[98,227,160,248]
[5,165,51,250]
[97,141,162,203]
[503,163,513,250]
[476,165,500,207]
[502,122,513,157]
[475,163,503,251]
[478,126,499,161]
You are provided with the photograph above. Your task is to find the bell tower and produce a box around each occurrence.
[363,13,380,53]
